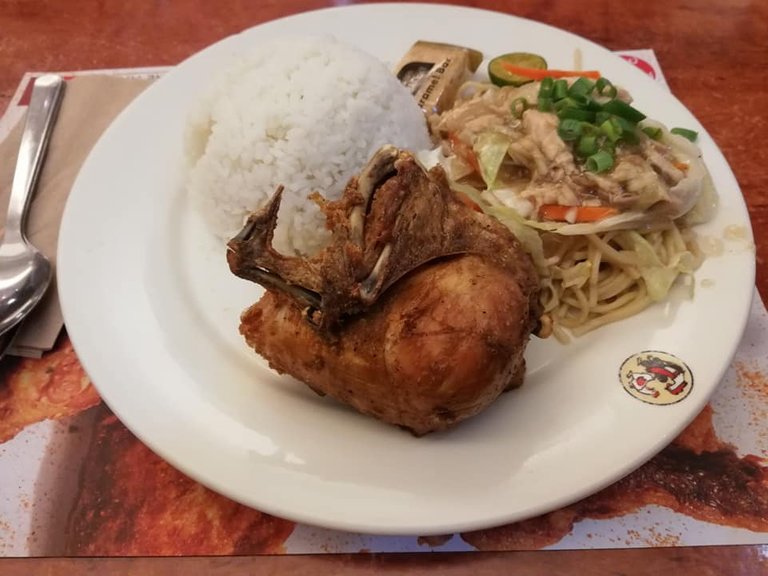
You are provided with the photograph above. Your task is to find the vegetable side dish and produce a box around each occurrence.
[429,51,717,341]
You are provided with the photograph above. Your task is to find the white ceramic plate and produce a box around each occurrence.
[58,4,755,534]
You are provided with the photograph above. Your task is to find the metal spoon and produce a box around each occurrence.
[0,74,64,337]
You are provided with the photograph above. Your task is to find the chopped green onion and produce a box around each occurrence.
[614,116,639,143]
[539,77,554,99]
[584,97,604,111]
[585,149,615,173]
[599,118,621,142]
[595,77,618,98]
[558,107,596,122]
[554,93,590,108]
[580,122,600,136]
[537,97,554,112]
[568,77,595,99]
[554,97,592,117]
[595,111,612,125]
[670,127,699,142]
[576,134,598,157]
[600,99,646,123]
[553,79,568,100]
[554,97,579,112]
[642,126,663,140]
[558,118,583,141]
[510,97,529,118]
[569,93,591,107]
[530,73,654,173]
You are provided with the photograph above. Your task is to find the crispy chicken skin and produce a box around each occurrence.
[241,254,531,435]
[229,146,540,434]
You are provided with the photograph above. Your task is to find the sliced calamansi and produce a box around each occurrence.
[488,52,547,87]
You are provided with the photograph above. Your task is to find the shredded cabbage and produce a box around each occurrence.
[485,205,548,273]
[626,231,696,301]
[473,131,509,189]
[681,171,718,226]
[521,211,650,236]
[556,261,592,289]
[450,181,548,272]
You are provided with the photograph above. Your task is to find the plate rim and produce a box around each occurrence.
[57,3,757,535]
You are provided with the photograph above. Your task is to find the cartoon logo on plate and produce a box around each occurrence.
[619,54,657,79]
[619,351,693,405]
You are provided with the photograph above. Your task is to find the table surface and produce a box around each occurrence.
[1,0,766,573]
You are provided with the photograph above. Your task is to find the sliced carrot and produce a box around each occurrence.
[673,160,690,172]
[539,204,618,223]
[500,63,601,81]
[448,132,479,173]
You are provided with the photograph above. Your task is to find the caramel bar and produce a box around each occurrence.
[394,41,483,115]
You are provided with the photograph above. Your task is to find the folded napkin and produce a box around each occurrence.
[0,76,152,357]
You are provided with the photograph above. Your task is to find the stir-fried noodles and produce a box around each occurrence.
[430,69,716,341]
[538,226,702,341]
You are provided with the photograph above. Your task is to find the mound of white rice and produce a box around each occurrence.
[185,35,432,255]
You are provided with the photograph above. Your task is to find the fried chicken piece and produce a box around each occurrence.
[229,146,540,434]
[66,406,295,556]
[0,335,100,443]
[241,254,531,435]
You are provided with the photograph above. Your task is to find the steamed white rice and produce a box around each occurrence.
[185,35,432,255]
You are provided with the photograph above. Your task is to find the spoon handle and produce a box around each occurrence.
[3,75,64,246]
